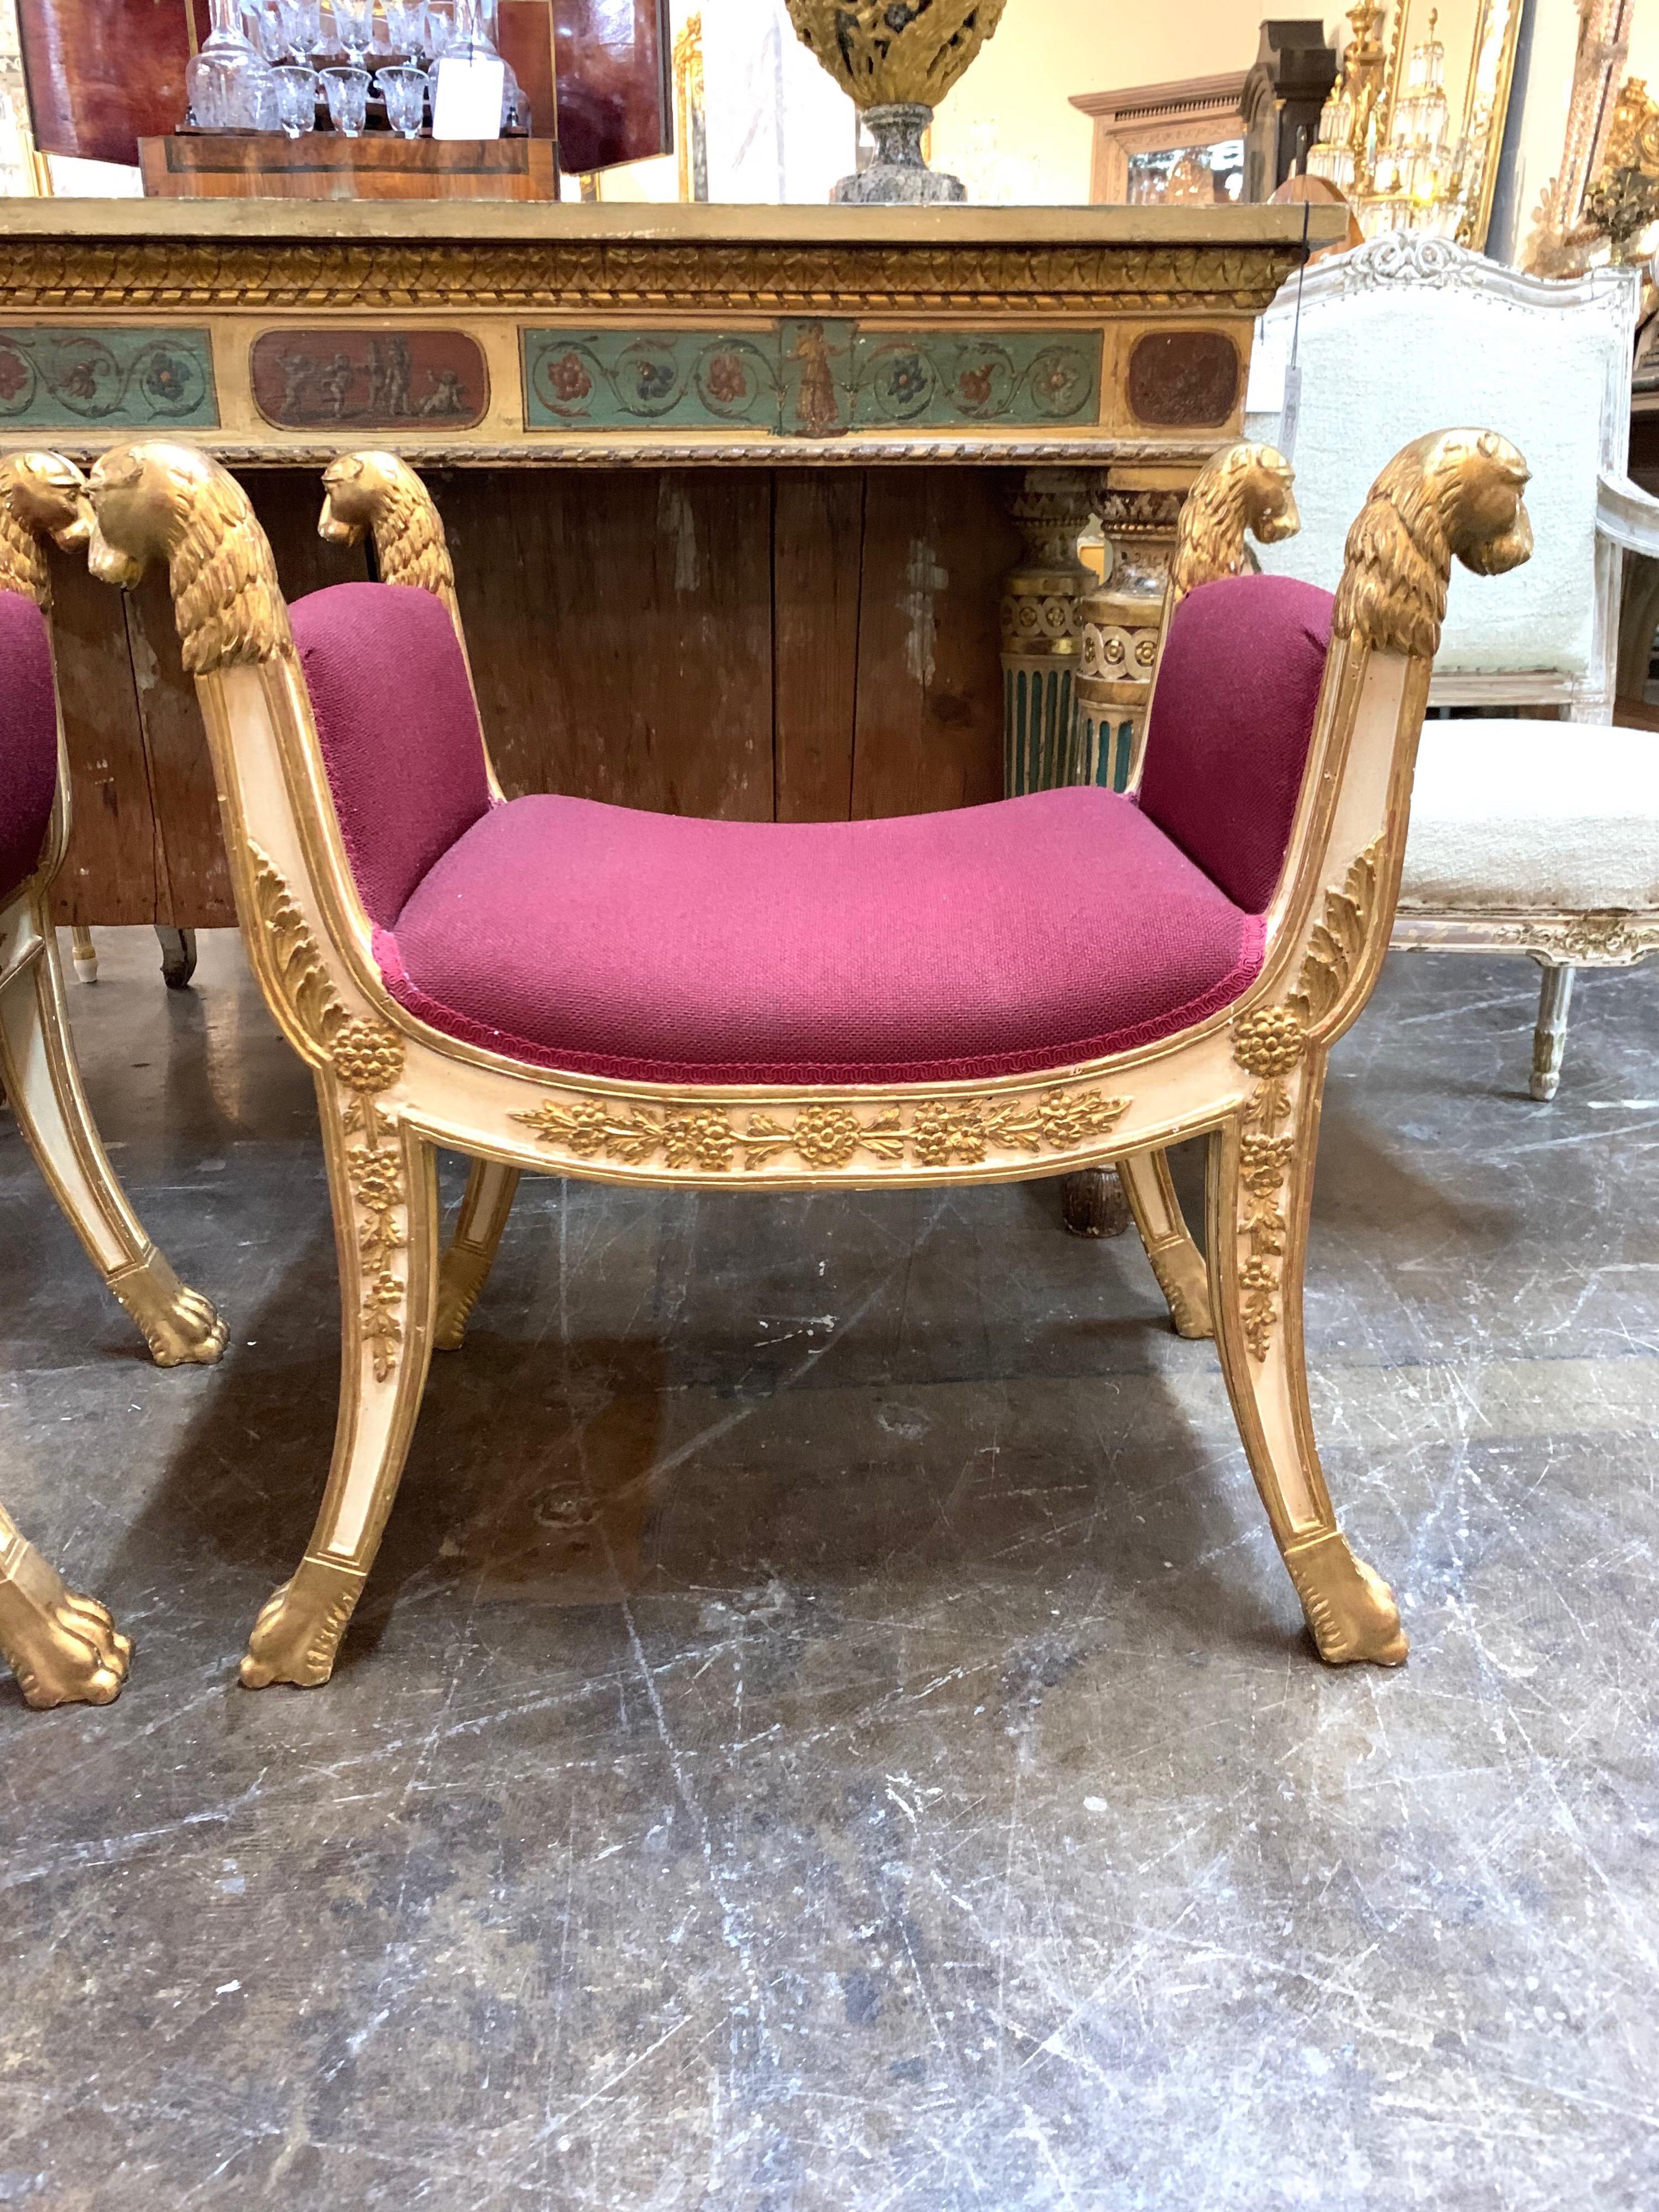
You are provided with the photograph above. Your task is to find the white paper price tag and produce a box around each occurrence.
[432,54,504,140]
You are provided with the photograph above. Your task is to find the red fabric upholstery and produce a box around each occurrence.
[1139,574,1333,914]
[375,786,1265,1086]
[0,593,60,907]
[291,582,492,928]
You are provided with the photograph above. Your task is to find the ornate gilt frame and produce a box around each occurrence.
[82,425,1533,1692]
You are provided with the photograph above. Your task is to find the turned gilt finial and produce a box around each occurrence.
[319,451,457,606]
[0,451,91,611]
[85,441,291,675]
[1168,442,1300,601]
[1333,429,1532,659]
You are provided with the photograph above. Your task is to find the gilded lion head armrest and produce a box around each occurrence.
[1139,429,1531,934]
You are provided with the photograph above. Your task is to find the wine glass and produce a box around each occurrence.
[275,0,322,60]
[379,63,427,137]
[329,0,374,66]
[383,0,426,56]
[274,63,319,134]
[321,61,370,132]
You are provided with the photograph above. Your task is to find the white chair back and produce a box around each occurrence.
[1244,235,1637,719]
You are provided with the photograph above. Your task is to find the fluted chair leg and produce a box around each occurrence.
[1530,961,1575,1102]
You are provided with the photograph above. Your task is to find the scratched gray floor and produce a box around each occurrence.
[2,928,1656,2212]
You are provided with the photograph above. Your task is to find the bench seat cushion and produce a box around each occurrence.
[1401,719,1659,912]
[374,786,1266,1087]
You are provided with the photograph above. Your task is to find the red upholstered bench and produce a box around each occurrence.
[0,455,228,1709]
[84,431,1533,1692]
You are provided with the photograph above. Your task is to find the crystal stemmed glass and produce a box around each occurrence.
[274,62,319,134]
[383,0,426,56]
[321,61,371,132]
[275,0,322,61]
[421,0,455,62]
[329,0,374,66]
[379,62,427,137]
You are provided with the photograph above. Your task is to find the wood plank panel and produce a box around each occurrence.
[45,543,157,929]
[433,467,775,820]
[772,471,864,824]
[849,468,1017,820]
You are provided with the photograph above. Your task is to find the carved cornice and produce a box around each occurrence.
[0,240,1304,316]
[1280,229,1636,321]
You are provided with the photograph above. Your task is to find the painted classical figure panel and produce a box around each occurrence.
[249,332,489,434]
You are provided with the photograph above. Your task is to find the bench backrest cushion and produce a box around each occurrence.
[1139,571,1333,915]
[0,591,60,907]
[291,581,492,928]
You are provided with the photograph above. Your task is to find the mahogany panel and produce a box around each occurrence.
[45,542,158,929]
[139,134,559,202]
[849,469,1017,820]
[772,471,864,823]
[430,466,774,821]
[18,0,204,166]
[552,0,671,173]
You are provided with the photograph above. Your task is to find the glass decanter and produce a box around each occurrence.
[187,0,282,129]
[430,0,526,132]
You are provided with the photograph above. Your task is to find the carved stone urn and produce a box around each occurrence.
[784,0,1008,204]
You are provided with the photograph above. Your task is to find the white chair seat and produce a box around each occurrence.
[1401,719,1659,912]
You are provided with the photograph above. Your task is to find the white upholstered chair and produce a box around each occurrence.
[1246,234,1659,1097]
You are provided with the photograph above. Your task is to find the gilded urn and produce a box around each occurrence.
[784,0,1008,204]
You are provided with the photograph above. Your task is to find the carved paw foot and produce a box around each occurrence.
[0,1538,133,1709]
[1285,1530,1408,1667]
[111,1252,227,1368]
[433,1243,491,1353]
[1149,1248,1214,1340]
[239,1557,365,1689]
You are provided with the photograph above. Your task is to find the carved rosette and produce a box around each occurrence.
[513,1086,1130,1175]
[253,851,410,1383]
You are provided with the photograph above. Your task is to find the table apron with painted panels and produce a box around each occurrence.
[0,201,1336,931]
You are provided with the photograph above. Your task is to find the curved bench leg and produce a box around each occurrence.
[1118,1146,1213,1339]
[241,1113,439,1689]
[69,926,98,984]
[0,1502,132,1709]
[435,1158,520,1352]
[1207,1061,1407,1668]
[0,909,226,1366]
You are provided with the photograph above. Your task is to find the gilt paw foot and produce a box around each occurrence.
[239,1557,365,1688]
[433,1242,491,1353]
[0,1535,132,1709]
[1285,1530,1408,1667]
[111,1251,227,1368]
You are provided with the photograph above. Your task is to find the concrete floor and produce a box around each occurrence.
[2,928,1656,2211]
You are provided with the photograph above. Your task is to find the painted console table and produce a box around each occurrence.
[0,200,1339,936]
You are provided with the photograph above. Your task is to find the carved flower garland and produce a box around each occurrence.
[512,1086,1129,1173]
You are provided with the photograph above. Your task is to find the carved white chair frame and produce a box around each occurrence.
[1249,234,1658,1099]
[81,429,1532,1692]
[0,452,228,1709]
